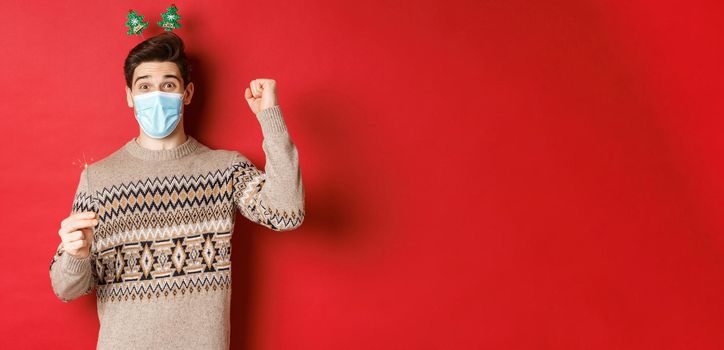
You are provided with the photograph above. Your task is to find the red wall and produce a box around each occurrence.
[1,0,723,348]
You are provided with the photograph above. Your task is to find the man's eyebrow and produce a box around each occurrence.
[133,74,181,85]
[163,74,181,81]
[133,75,151,85]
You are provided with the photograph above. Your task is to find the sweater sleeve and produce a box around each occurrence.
[230,105,305,231]
[49,168,99,303]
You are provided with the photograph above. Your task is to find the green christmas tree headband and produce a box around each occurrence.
[125,4,182,36]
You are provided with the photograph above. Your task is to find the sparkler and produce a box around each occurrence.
[71,152,94,170]
[72,152,93,193]
[70,152,97,223]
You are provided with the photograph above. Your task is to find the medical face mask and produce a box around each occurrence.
[132,91,184,139]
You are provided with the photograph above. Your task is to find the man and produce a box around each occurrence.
[48,32,305,349]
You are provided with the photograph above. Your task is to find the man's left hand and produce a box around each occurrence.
[245,78,279,114]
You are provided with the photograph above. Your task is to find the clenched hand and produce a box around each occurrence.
[57,211,98,259]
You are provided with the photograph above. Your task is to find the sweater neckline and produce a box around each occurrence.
[124,135,199,161]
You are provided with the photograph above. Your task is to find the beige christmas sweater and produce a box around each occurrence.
[48,105,305,349]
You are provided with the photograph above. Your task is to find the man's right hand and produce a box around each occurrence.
[57,211,98,259]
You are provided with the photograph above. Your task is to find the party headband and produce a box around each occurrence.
[125,4,182,36]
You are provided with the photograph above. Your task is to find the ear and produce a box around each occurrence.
[126,86,134,108]
[183,82,195,105]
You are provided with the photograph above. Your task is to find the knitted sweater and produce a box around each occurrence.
[48,105,305,349]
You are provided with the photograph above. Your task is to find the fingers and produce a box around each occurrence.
[250,80,262,98]
[58,212,98,239]
[60,217,99,234]
[62,230,85,242]
[60,211,96,227]
[249,79,276,98]
[58,212,96,258]
[59,227,91,258]
[59,227,93,245]
[63,236,90,250]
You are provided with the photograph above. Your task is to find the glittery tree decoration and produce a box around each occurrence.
[125,10,149,36]
[158,4,182,32]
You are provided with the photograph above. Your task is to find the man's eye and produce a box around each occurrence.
[164,83,175,88]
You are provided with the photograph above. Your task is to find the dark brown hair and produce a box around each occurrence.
[123,32,190,88]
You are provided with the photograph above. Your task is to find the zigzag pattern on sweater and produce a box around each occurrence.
[96,269,232,303]
[91,161,303,236]
[231,160,305,230]
[94,201,235,249]
[71,191,98,214]
[93,169,234,224]
[94,209,235,251]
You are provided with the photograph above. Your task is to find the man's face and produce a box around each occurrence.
[125,61,194,109]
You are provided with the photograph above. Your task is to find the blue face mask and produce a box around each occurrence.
[133,91,184,139]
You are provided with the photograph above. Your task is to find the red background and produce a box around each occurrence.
[1,0,723,348]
